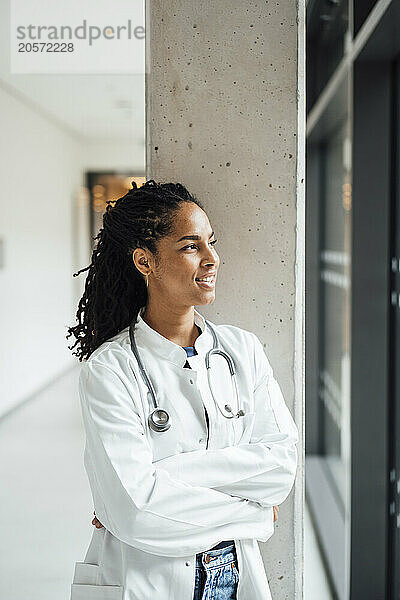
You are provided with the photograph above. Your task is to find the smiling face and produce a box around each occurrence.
[133,202,220,310]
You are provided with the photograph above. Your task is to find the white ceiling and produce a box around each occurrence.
[0,73,145,142]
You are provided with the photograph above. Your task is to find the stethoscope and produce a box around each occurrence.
[129,316,245,432]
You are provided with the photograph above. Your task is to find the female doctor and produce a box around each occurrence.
[67,180,299,600]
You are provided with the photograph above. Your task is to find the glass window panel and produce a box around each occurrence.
[319,118,352,509]
[307,0,350,113]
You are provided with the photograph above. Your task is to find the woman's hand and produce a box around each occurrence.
[92,511,104,529]
[273,505,279,522]
[92,506,279,529]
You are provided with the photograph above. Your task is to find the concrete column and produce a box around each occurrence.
[146,1,305,597]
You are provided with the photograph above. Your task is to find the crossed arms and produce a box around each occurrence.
[81,334,298,556]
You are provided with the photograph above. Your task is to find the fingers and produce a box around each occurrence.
[91,513,104,528]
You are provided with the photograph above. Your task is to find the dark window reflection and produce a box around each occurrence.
[307,0,349,113]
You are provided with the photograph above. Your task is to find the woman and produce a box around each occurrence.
[67,180,298,600]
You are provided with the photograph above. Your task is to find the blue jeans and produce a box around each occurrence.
[193,543,239,600]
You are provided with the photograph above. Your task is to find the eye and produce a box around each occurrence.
[181,239,218,251]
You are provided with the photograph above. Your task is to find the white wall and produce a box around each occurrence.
[0,86,85,417]
[82,139,145,173]
[0,84,146,418]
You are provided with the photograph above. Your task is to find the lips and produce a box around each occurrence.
[195,273,216,289]
[195,271,217,282]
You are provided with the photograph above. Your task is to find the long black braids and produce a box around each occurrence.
[66,179,204,361]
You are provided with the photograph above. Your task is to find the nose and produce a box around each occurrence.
[201,244,218,267]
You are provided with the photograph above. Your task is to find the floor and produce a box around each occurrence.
[0,366,333,599]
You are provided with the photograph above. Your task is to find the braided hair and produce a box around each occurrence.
[66,179,204,361]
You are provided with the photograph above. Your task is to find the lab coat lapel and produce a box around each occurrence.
[133,306,214,366]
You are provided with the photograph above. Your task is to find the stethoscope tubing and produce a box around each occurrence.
[129,314,244,432]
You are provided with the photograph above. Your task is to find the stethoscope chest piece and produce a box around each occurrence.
[148,407,171,432]
[147,396,171,431]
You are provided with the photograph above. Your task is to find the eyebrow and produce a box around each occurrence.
[176,231,215,243]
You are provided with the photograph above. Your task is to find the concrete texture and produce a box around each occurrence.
[146,1,305,597]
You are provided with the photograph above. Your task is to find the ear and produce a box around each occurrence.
[132,248,151,277]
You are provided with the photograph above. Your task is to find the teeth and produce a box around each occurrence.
[197,276,213,282]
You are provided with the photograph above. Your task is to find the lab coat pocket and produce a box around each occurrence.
[71,583,123,599]
[232,412,255,445]
[71,562,123,600]
[73,562,100,584]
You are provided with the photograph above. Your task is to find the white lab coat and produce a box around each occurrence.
[71,307,299,600]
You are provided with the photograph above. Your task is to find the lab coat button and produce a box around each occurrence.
[185,561,191,566]
[199,438,205,444]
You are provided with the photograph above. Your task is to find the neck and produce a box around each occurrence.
[141,302,200,347]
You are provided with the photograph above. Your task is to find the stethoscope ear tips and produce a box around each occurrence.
[149,409,171,432]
